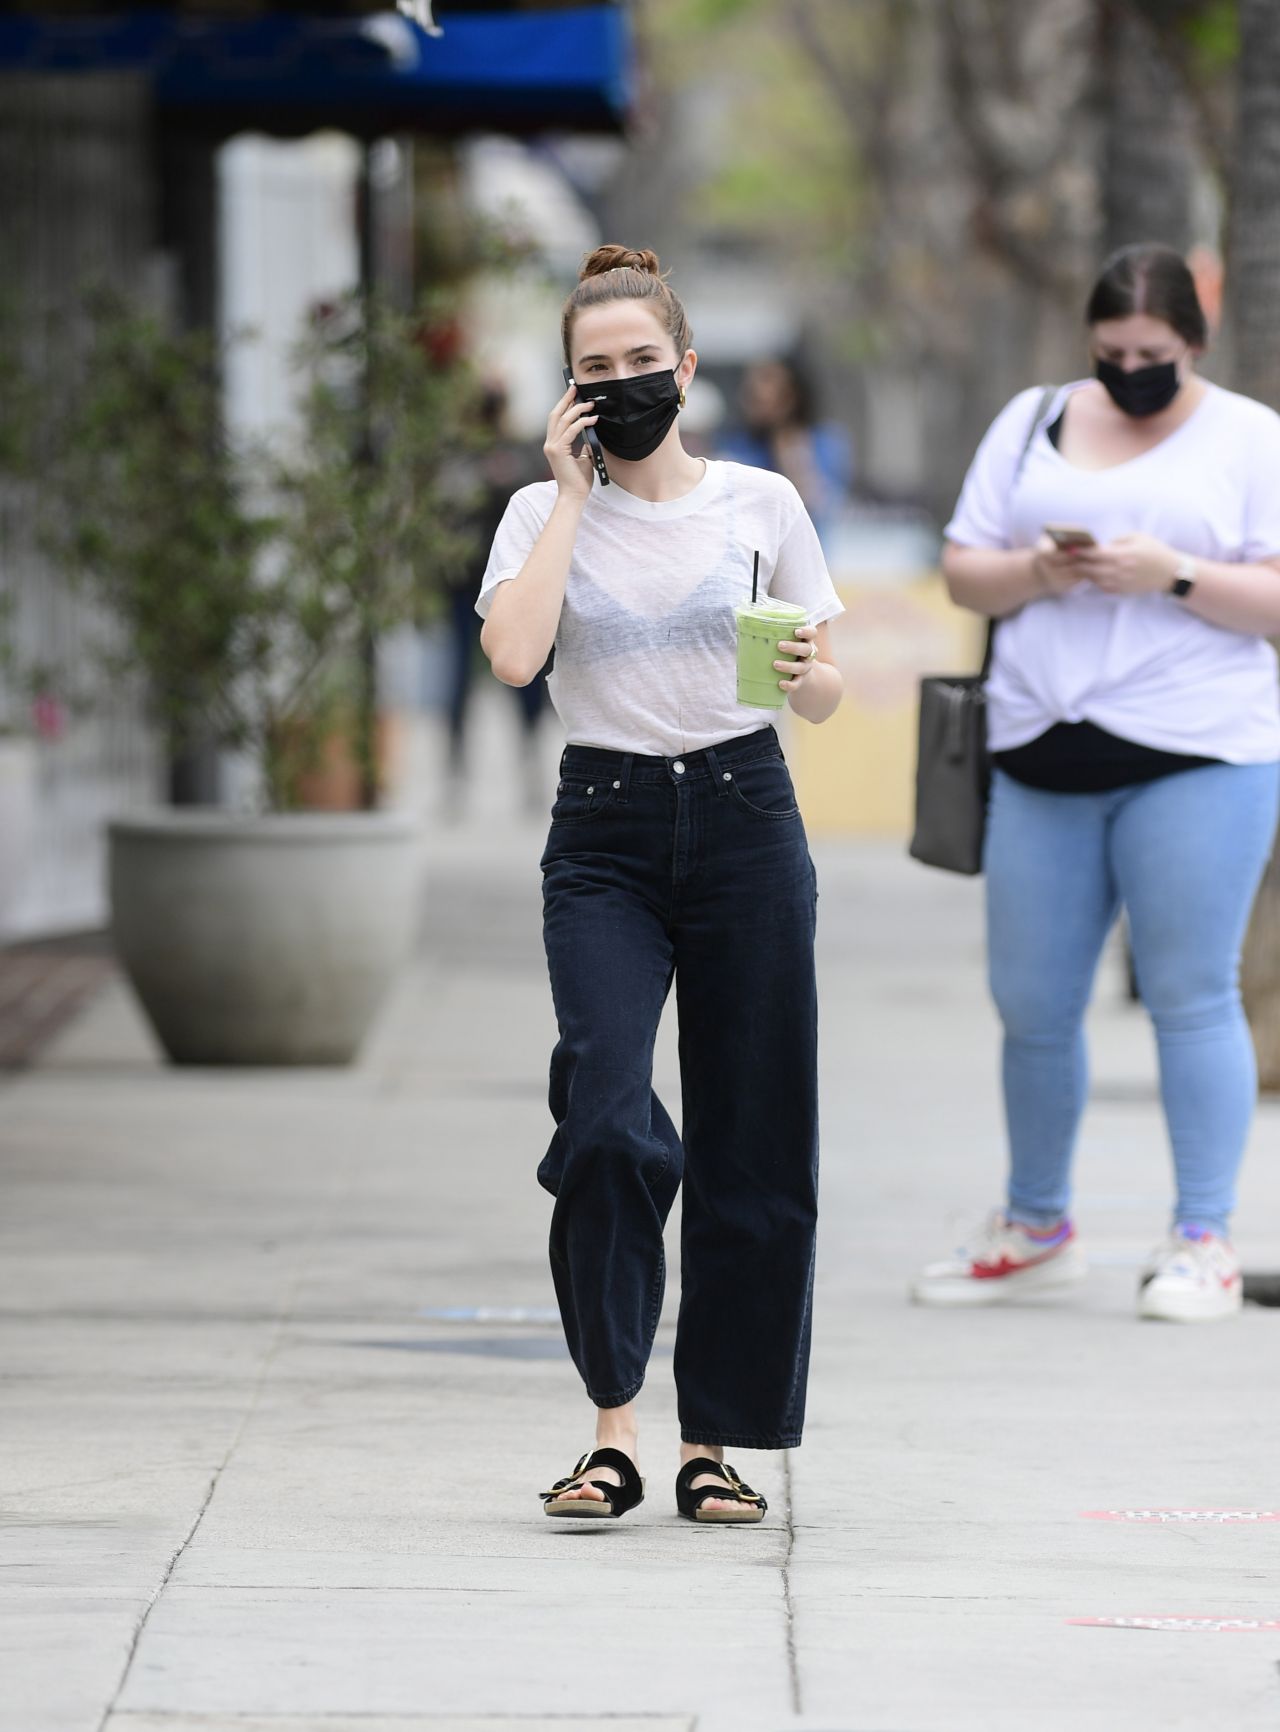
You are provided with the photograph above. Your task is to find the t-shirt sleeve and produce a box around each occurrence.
[944,387,1048,551]
[769,487,844,626]
[475,486,552,620]
[1239,405,1280,562]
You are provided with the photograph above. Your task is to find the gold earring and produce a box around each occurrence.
[678,387,687,409]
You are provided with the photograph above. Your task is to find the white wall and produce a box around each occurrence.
[219,132,361,442]
[459,137,599,440]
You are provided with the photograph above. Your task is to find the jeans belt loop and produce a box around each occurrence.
[618,752,634,802]
[703,743,729,796]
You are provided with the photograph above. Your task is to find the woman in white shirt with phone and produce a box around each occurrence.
[913,243,1280,1322]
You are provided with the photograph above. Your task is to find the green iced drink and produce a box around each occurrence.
[734,597,810,709]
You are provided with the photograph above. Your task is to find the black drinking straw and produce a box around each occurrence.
[751,550,759,605]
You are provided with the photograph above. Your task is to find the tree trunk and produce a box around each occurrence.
[167,744,222,807]
[1230,0,1280,1087]
[159,129,224,806]
[1100,2,1195,255]
[1227,0,1280,407]
[354,147,378,813]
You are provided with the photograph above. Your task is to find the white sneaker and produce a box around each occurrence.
[1138,1227,1243,1323]
[911,1212,1087,1307]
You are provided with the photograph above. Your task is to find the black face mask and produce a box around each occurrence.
[577,368,682,460]
[1095,357,1182,418]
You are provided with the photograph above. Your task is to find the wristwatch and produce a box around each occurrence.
[1169,554,1197,598]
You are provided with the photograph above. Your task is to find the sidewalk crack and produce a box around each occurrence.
[781,1449,802,1718]
[94,1277,302,1732]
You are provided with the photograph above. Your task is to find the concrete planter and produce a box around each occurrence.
[0,737,38,930]
[108,811,426,1065]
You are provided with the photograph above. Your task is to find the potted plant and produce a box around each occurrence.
[10,288,485,1063]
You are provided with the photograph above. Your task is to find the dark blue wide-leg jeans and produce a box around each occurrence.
[539,726,819,1449]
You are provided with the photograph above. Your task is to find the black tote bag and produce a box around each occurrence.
[908,386,1057,876]
[908,626,995,875]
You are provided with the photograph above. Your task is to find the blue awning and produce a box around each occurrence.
[0,7,632,138]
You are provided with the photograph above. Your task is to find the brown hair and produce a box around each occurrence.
[561,244,693,365]
[1086,244,1208,348]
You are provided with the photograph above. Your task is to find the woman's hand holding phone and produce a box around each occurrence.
[1072,532,1180,595]
[1030,532,1088,597]
[544,385,600,502]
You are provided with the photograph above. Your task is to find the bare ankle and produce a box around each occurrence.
[595,1404,638,1456]
[597,1424,637,1450]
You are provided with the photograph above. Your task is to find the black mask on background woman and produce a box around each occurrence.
[1095,357,1182,419]
[579,369,683,460]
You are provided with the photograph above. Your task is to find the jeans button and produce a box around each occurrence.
[673,760,686,775]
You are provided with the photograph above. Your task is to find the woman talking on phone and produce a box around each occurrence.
[913,244,1280,1323]
[478,245,843,1521]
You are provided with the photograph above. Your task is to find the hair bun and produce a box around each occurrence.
[579,244,663,283]
[562,244,691,364]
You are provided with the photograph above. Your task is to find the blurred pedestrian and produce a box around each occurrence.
[913,243,1280,1323]
[478,245,844,1521]
[718,356,852,545]
[441,380,548,809]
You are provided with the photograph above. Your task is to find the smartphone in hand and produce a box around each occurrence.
[562,367,610,487]
[1044,524,1096,550]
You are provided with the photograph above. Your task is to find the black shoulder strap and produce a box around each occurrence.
[980,619,998,678]
[980,383,1058,677]
[1015,384,1059,483]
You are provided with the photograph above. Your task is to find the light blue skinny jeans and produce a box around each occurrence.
[985,762,1280,1238]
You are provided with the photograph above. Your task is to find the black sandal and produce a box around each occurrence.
[676,1457,768,1524]
[541,1447,645,1520]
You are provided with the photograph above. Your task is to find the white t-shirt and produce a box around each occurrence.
[945,380,1280,761]
[477,459,843,756]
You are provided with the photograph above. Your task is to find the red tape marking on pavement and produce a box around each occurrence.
[1080,1509,1280,1523]
[1069,1616,1280,1633]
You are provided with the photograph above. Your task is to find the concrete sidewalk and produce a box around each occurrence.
[4,736,1280,1731]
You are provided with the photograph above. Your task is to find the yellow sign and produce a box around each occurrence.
[790,574,984,837]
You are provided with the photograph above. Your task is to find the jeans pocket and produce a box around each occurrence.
[550,776,622,827]
[723,754,801,820]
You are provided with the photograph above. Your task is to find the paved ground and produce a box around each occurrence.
[0,933,115,1070]
[4,699,1280,1732]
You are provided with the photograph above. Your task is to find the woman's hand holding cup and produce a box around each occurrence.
[775,623,820,691]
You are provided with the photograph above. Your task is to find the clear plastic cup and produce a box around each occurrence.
[734,597,810,710]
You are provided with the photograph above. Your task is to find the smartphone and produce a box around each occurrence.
[1044,524,1096,550]
[562,367,610,487]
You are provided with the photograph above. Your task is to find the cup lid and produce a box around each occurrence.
[736,596,809,620]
